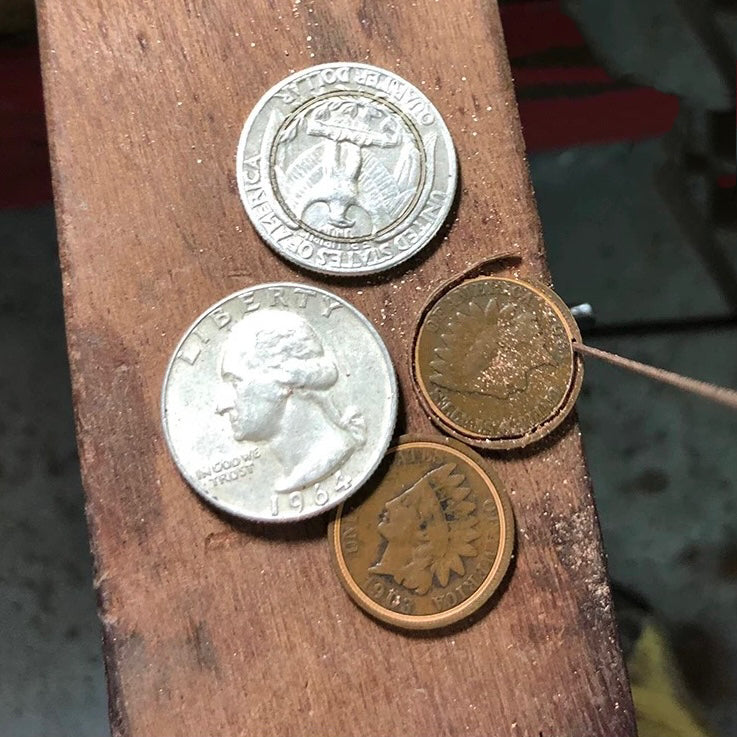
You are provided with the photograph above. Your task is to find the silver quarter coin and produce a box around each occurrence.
[236,62,457,276]
[162,283,398,522]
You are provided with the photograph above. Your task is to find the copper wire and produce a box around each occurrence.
[573,342,737,412]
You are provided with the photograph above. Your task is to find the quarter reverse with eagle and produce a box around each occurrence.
[236,63,457,276]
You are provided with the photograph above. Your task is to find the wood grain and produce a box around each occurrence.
[37,1,636,735]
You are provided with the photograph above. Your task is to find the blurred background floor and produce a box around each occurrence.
[0,206,107,736]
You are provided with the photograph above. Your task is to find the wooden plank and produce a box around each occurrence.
[37,1,636,735]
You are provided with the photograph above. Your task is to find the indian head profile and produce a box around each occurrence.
[216,309,366,493]
[429,297,558,400]
[370,464,481,595]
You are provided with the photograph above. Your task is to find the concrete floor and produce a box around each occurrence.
[1,138,736,735]
[0,207,107,736]
[538,140,737,735]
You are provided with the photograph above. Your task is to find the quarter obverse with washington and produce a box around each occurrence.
[162,283,398,522]
[237,62,457,276]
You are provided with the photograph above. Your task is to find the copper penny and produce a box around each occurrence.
[329,435,514,630]
[413,275,584,449]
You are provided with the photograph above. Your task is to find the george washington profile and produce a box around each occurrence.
[216,309,365,493]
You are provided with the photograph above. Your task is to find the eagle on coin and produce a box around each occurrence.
[274,98,420,237]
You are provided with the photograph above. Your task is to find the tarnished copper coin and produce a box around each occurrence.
[330,435,514,630]
[413,275,583,449]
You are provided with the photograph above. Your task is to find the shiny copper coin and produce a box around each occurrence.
[330,435,514,630]
[413,275,583,449]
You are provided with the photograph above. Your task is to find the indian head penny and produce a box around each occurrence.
[413,276,584,449]
[330,435,514,629]
[162,283,398,522]
[236,63,457,275]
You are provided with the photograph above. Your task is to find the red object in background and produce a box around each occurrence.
[500,0,681,151]
[0,42,52,208]
[517,88,680,151]
[500,0,589,58]
[0,2,687,209]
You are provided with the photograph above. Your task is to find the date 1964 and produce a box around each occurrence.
[271,471,353,517]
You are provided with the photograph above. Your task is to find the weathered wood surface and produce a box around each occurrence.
[37,1,636,735]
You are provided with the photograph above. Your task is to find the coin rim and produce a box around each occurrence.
[161,282,399,523]
[236,61,458,276]
[412,275,584,450]
[329,434,515,629]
